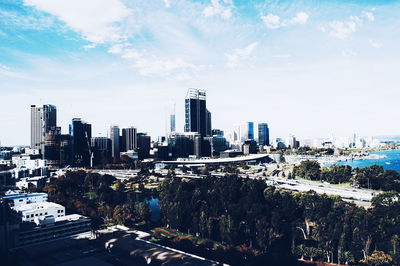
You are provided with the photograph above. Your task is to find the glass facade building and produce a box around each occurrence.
[258,123,270,146]
[185,88,208,137]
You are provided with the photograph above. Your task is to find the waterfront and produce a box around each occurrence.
[334,149,400,172]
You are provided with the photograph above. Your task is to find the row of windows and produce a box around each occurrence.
[24,212,48,218]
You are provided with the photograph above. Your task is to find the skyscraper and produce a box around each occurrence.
[30,104,57,154]
[235,122,254,143]
[170,103,176,133]
[69,118,92,166]
[258,123,270,146]
[121,127,137,152]
[206,109,212,137]
[137,133,151,160]
[185,88,208,137]
[110,126,120,159]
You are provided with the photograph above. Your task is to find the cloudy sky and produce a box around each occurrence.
[1,0,399,145]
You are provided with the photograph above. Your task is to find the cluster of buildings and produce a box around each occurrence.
[0,191,91,251]
[22,89,272,169]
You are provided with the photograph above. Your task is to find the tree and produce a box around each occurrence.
[293,160,321,180]
[361,250,393,265]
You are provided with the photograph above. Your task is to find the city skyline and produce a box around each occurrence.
[1,0,400,145]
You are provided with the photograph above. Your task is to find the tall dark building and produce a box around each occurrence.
[43,126,72,169]
[137,133,151,160]
[30,104,57,154]
[110,126,120,160]
[185,88,208,137]
[69,118,92,166]
[91,137,112,166]
[206,109,212,137]
[121,127,137,152]
[258,123,270,146]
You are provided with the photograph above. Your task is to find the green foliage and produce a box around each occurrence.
[42,171,153,228]
[159,176,400,265]
[293,160,321,180]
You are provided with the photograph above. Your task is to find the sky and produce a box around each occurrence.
[1,0,400,146]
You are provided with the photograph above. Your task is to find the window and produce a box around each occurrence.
[35,214,38,216]
[45,212,48,215]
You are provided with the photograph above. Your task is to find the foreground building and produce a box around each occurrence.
[0,192,91,251]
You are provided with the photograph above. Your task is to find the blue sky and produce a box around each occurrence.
[1,0,400,145]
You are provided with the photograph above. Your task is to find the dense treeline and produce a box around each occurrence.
[159,176,400,265]
[293,160,400,191]
[42,171,151,227]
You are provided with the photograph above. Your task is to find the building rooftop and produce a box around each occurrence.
[3,192,47,201]
[14,201,62,212]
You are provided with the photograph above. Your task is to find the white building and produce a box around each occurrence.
[3,192,65,225]
[17,202,65,224]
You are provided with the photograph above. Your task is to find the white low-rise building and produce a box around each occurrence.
[3,192,65,225]
[17,202,65,224]
[3,192,48,208]
[15,176,47,189]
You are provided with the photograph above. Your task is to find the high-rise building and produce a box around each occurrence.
[169,103,176,133]
[91,137,112,165]
[69,118,92,166]
[43,126,72,169]
[110,126,120,159]
[206,109,212,137]
[185,88,208,137]
[258,123,270,146]
[121,127,137,152]
[30,104,57,154]
[137,133,151,160]
[234,122,254,143]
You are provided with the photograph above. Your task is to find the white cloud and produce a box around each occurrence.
[24,0,132,44]
[133,57,200,79]
[225,42,258,68]
[323,16,362,39]
[363,11,375,22]
[83,44,97,50]
[272,54,291,59]
[369,40,383,48]
[261,14,281,29]
[261,12,309,29]
[203,0,233,20]
[163,0,172,8]
[341,49,357,57]
[289,12,309,25]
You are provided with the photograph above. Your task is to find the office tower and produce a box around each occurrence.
[91,137,112,165]
[206,109,212,137]
[168,132,198,158]
[286,134,299,149]
[210,135,227,156]
[121,127,137,152]
[30,104,57,154]
[234,122,254,143]
[110,126,120,159]
[43,126,72,169]
[258,123,270,146]
[69,118,92,166]
[185,88,208,137]
[170,103,176,133]
[137,133,151,160]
